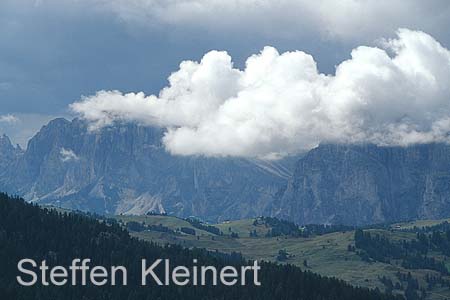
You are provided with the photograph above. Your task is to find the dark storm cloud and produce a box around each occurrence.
[1,0,450,148]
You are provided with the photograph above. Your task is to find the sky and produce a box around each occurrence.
[1,0,450,157]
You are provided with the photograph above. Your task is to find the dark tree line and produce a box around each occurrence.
[185,217,223,235]
[397,221,450,256]
[395,272,429,300]
[416,230,450,256]
[126,221,177,234]
[180,226,196,235]
[258,216,354,238]
[402,221,450,234]
[354,229,449,275]
[0,193,404,300]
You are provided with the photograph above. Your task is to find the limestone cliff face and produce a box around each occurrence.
[0,134,23,190]
[0,135,18,168]
[0,118,293,222]
[2,119,450,224]
[274,144,450,225]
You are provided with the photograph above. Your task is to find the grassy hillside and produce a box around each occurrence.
[116,214,450,300]
[390,218,450,230]
[2,193,402,300]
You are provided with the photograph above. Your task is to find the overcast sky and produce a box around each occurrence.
[1,0,450,156]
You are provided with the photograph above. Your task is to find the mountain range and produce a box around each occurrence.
[0,118,296,222]
[1,118,450,225]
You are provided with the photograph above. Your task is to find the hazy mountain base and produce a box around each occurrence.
[117,214,450,300]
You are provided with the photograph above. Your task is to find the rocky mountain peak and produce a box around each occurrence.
[0,133,22,158]
[0,118,294,221]
[0,134,13,149]
[2,118,450,225]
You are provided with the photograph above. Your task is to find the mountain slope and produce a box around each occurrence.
[0,193,401,300]
[274,144,450,225]
[3,118,450,225]
[118,214,450,300]
[0,118,295,221]
[0,134,23,190]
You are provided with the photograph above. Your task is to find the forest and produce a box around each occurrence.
[354,229,450,275]
[0,192,402,300]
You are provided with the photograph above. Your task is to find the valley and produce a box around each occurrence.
[116,214,450,300]
[0,193,399,300]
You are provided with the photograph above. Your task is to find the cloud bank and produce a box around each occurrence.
[98,0,450,42]
[28,1,450,43]
[71,29,450,158]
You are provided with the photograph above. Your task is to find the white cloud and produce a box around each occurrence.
[71,29,450,158]
[0,114,19,124]
[60,148,79,162]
